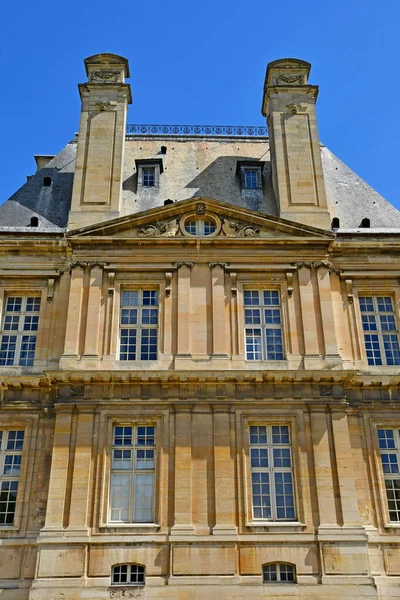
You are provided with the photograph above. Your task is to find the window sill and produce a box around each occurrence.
[384,523,400,529]
[247,521,306,528]
[102,523,160,529]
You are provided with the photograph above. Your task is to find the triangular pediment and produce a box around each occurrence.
[67,197,333,240]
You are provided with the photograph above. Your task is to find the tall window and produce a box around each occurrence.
[377,428,400,522]
[0,296,41,366]
[249,425,295,521]
[263,562,296,583]
[111,564,145,585]
[0,429,24,525]
[119,290,158,361]
[360,296,400,366]
[244,290,284,360]
[110,425,155,523]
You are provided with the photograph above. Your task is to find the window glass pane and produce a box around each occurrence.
[3,454,22,476]
[5,297,22,312]
[249,426,267,445]
[245,170,258,189]
[280,563,295,582]
[113,427,132,446]
[272,426,290,445]
[244,291,260,306]
[0,480,18,524]
[6,431,24,451]
[0,336,17,365]
[245,328,262,360]
[26,297,41,312]
[110,474,130,522]
[274,472,295,519]
[203,220,216,235]
[359,297,374,312]
[142,291,158,306]
[251,472,271,519]
[121,291,139,307]
[143,168,155,186]
[377,297,394,312]
[263,563,277,582]
[134,473,154,522]
[378,429,396,449]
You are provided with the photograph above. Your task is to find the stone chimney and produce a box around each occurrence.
[68,53,132,229]
[262,59,330,230]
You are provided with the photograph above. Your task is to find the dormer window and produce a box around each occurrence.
[135,159,164,189]
[236,161,264,190]
[143,168,155,187]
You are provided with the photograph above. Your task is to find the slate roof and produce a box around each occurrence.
[1,136,399,232]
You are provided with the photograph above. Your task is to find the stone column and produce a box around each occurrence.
[82,265,103,360]
[331,409,363,529]
[298,266,321,368]
[309,407,338,529]
[210,264,228,358]
[171,407,194,534]
[42,409,73,530]
[176,264,191,358]
[61,265,85,360]
[67,407,95,531]
[317,266,341,366]
[212,406,237,534]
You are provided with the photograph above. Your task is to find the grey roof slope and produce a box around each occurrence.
[321,146,400,228]
[1,137,400,231]
[0,141,76,229]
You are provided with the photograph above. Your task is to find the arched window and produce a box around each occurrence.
[360,217,370,228]
[262,562,296,583]
[43,177,52,187]
[29,217,39,227]
[184,218,216,236]
[111,563,145,586]
[331,217,340,229]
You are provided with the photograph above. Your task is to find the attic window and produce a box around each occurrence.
[135,159,164,189]
[236,161,264,190]
[331,217,340,229]
[164,199,174,206]
[29,217,39,227]
[360,218,370,228]
[43,177,52,187]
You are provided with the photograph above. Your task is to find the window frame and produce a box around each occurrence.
[117,288,160,362]
[109,423,156,524]
[358,294,400,366]
[373,423,400,526]
[242,416,302,528]
[262,562,296,584]
[0,294,42,367]
[237,161,263,190]
[136,160,163,189]
[243,288,285,362]
[111,563,145,586]
[100,415,162,530]
[0,428,25,526]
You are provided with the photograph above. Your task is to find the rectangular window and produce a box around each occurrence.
[0,296,41,366]
[378,428,400,522]
[244,290,284,360]
[110,425,155,523]
[245,170,258,189]
[360,296,400,366]
[0,429,24,525]
[249,425,295,521]
[119,290,158,361]
[142,168,155,187]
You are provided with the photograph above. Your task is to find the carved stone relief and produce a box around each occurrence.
[138,219,180,237]
[276,74,305,85]
[221,219,260,237]
[109,587,144,599]
[89,70,122,83]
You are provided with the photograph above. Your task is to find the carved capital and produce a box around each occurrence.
[293,261,342,275]
[174,261,194,269]
[209,262,229,269]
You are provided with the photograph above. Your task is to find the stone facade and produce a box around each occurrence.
[0,54,399,599]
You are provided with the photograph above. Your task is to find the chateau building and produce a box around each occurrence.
[1,52,400,599]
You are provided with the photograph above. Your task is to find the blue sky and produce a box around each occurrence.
[1,0,399,209]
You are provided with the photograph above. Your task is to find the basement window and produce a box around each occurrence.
[111,563,145,586]
[263,562,296,583]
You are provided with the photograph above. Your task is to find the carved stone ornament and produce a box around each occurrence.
[95,101,112,112]
[165,272,172,297]
[209,262,229,269]
[70,261,107,272]
[196,203,206,215]
[70,386,84,397]
[286,103,300,114]
[320,385,333,397]
[35,507,46,526]
[174,261,194,269]
[109,587,144,599]
[138,219,180,238]
[221,219,260,238]
[294,261,342,275]
[89,70,122,83]
[277,74,304,84]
